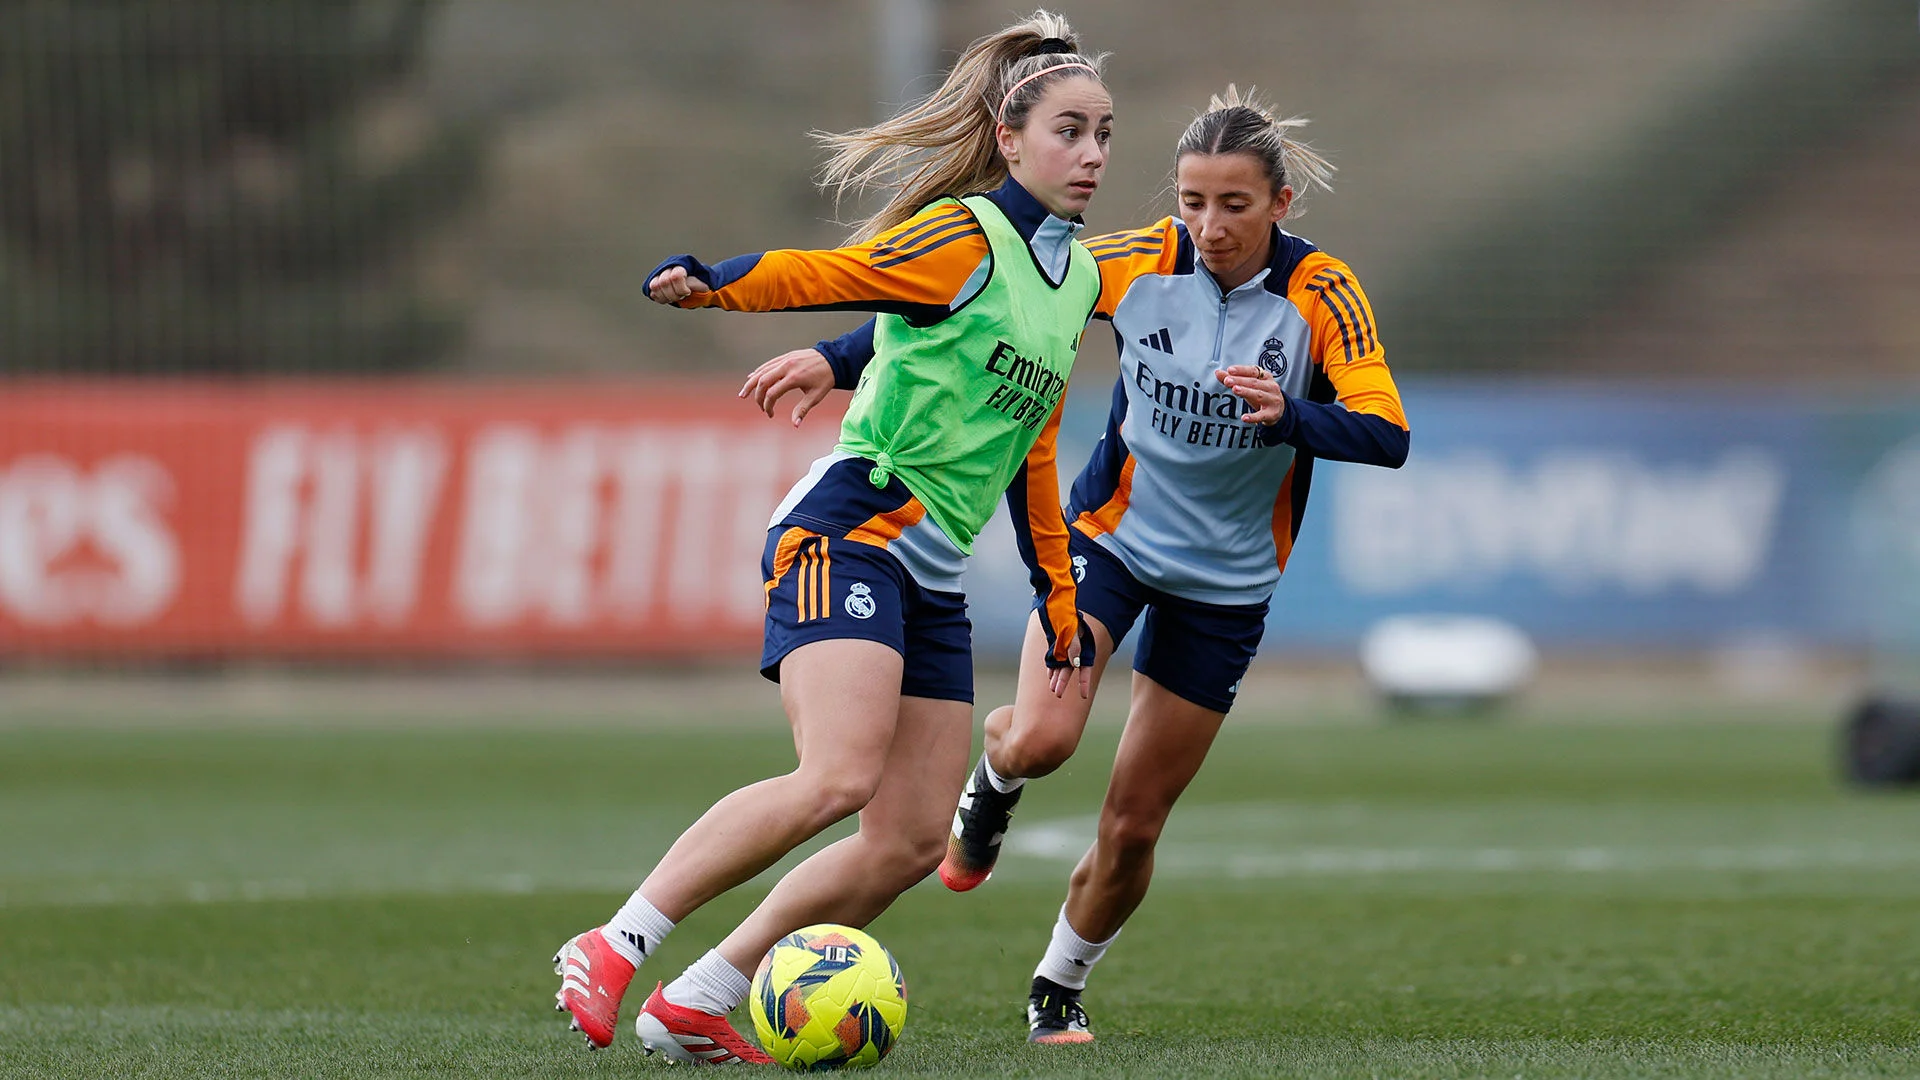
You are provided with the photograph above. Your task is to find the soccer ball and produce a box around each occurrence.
[749,924,907,1070]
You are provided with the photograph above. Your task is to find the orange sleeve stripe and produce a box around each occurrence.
[1306,269,1379,360]
[870,223,985,270]
[695,202,990,312]
[1090,218,1178,319]
[868,202,982,266]
[1084,224,1166,254]
[845,499,928,548]
[1271,466,1297,573]
[1094,248,1169,318]
[1024,402,1079,646]
[1289,253,1409,431]
[871,206,973,256]
[697,238,990,312]
[1071,454,1136,537]
[1094,245,1164,263]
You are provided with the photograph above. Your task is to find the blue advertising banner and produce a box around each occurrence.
[960,380,1920,657]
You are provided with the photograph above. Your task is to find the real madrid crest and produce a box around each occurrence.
[1258,337,1288,379]
[844,582,876,620]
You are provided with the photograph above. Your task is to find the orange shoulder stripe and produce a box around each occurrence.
[1287,252,1408,430]
[1091,219,1179,319]
[870,205,973,258]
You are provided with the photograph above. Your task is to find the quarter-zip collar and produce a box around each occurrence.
[981,176,1085,287]
[1193,222,1285,300]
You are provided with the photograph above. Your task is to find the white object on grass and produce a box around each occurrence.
[1360,614,1536,709]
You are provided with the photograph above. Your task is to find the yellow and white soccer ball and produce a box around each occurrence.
[750,924,907,1070]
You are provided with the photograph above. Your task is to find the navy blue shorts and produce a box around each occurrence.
[760,526,973,703]
[1064,531,1268,713]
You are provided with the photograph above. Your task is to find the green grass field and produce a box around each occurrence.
[2,677,1917,1078]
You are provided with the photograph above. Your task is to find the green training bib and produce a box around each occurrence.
[836,194,1097,554]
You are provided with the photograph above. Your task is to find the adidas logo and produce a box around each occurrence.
[1136,327,1173,354]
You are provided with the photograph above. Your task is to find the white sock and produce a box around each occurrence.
[664,949,752,1015]
[1033,905,1117,991]
[983,754,1025,794]
[604,890,675,967]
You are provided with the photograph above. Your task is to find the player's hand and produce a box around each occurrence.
[740,348,835,427]
[647,266,711,305]
[1047,659,1093,699]
[1044,618,1096,699]
[1217,364,1287,425]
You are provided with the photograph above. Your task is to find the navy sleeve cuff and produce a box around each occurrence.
[645,253,713,289]
[815,320,878,390]
[645,252,767,296]
[1274,397,1409,467]
[1257,402,1299,447]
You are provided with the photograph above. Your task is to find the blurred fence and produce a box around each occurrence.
[3,1,1916,380]
[0,1,480,375]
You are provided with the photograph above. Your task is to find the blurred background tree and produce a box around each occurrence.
[0,0,482,374]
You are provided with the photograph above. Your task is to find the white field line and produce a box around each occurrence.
[0,873,642,910]
[12,813,1920,908]
[1007,816,1920,878]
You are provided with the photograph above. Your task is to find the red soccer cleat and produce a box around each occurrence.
[552,927,637,1050]
[634,982,774,1065]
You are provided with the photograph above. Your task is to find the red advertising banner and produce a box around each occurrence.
[0,381,843,658]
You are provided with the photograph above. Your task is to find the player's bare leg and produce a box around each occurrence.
[712,692,972,975]
[555,638,902,1050]
[1028,675,1226,1044]
[639,638,907,917]
[1066,673,1227,939]
[985,611,1118,779]
[636,691,968,1063]
[940,613,1115,891]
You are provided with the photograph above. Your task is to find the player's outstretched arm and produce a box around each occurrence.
[643,202,989,317]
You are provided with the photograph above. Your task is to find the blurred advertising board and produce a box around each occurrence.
[2,379,1914,660]
[0,381,838,658]
[962,381,1916,655]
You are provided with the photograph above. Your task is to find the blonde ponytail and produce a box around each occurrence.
[814,10,1106,242]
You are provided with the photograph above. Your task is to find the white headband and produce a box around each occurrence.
[997,62,1099,123]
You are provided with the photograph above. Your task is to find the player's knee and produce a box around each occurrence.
[1001,720,1081,778]
[806,772,883,824]
[864,823,947,885]
[1098,802,1168,863]
[897,828,948,880]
